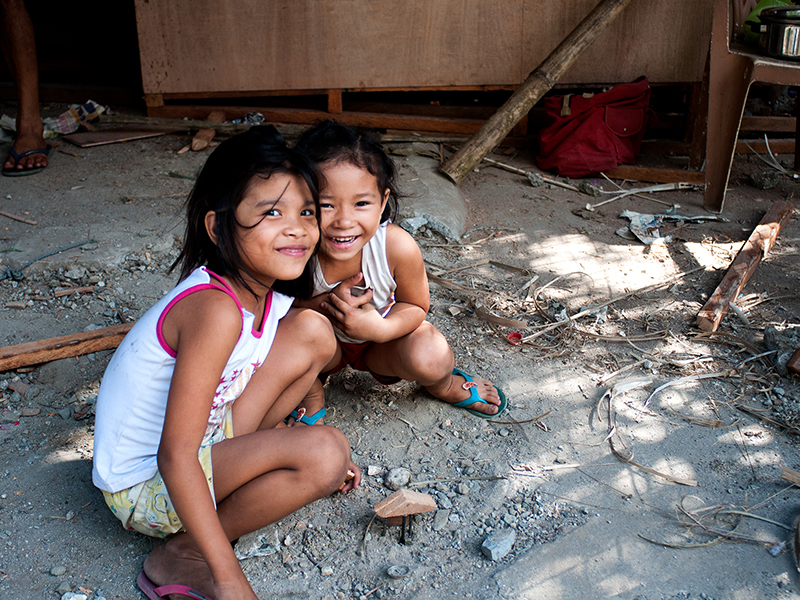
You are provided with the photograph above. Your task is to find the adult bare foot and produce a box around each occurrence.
[143,533,215,598]
[3,130,49,174]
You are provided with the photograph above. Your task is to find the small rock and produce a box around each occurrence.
[58,408,73,420]
[481,528,516,561]
[283,534,293,546]
[432,510,450,531]
[384,467,412,490]
[7,380,30,396]
[498,428,510,437]
[62,593,87,600]
[50,565,67,576]
[367,465,382,477]
[55,582,71,595]
[0,411,20,424]
[20,408,40,417]
[320,565,334,577]
[456,483,469,495]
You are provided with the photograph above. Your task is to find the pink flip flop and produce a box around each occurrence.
[137,571,214,600]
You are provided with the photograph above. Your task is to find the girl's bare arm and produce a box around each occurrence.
[158,290,257,597]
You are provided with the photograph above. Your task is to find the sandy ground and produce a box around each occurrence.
[0,106,799,600]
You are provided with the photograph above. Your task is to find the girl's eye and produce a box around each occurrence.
[320,203,334,210]
[264,208,280,217]
[301,208,316,217]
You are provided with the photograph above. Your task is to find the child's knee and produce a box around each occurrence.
[304,426,351,491]
[289,308,337,362]
[406,324,452,376]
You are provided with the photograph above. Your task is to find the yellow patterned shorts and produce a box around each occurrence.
[101,405,234,538]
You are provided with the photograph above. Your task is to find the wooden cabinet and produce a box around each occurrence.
[135,0,711,95]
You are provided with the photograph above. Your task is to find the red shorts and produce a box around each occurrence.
[322,341,400,386]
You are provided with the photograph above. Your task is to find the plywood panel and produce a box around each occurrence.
[134,0,525,94]
[522,0,711,84]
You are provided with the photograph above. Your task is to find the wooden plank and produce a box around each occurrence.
[604,166,705,185]
[522,0,711,84]
[63,126,183,148]
[741,115,797,132]
[0,323,133,372]
[134,0,525,94]
[147,105,490,134]
[696,201,793,332]
[327,89,343,114]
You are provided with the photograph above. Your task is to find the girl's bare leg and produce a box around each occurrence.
[143,308,349,595]
[143,426,352,596]
[365,321,502,416]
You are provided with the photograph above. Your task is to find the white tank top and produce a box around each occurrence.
[92,266,293,493]
[312,222,396,344]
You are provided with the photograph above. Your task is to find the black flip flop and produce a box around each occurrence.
[2,145,51,177]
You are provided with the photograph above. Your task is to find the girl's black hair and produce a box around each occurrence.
[170,125,321,299]
[294,120,399,223]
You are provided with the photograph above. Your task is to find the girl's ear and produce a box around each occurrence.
[204,210,218,246]
[381,188,390,211]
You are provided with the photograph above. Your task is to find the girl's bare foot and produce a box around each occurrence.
[427,371,503,416]
[143,533,215,598]
[287,377,326,426]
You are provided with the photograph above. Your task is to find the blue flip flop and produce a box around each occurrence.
[289,407,326,425]
[2,145,51,177]
[450,368,508,419]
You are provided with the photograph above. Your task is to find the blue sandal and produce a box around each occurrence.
[289,407,326,425]
[449,368,508,419]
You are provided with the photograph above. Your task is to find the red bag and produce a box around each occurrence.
[536,77,654,178]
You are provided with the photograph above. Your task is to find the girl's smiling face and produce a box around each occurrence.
[318,161,389,267]
[207,172,319,292]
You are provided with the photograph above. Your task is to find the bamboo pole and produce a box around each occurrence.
[440,0,636,184]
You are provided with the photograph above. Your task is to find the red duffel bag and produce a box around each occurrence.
[536,76,655,178]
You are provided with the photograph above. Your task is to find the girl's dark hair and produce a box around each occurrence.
[294,120,399,223]
[170,125,321,299]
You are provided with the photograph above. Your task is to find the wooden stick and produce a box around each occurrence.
[0,210,37,226]
[696,201,793,332]
[191,110,226,151]
[0,323,133,372]
[439,0,634,184]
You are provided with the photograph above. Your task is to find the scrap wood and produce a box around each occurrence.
[777,465,800,487]
[63,126,183,148]
[0,323,132,372]
[0,210,37,226]
[192,110,226,152]
[604,165,705,185]
[696,200,793,332]
[374,489,437,518]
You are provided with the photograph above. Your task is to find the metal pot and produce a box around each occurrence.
[748,6,800,60]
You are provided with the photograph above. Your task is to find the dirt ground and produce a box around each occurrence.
[1,102,799,600]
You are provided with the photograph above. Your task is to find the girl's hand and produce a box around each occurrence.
[322,292,388,342]
[339,462,361,493]
[329,273,374,308]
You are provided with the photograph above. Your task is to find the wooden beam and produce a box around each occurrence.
[327,89,343,114]
[0,323,133,372]
[740,115,796,133]
[696,201,794,332]
[604,165,705,185]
